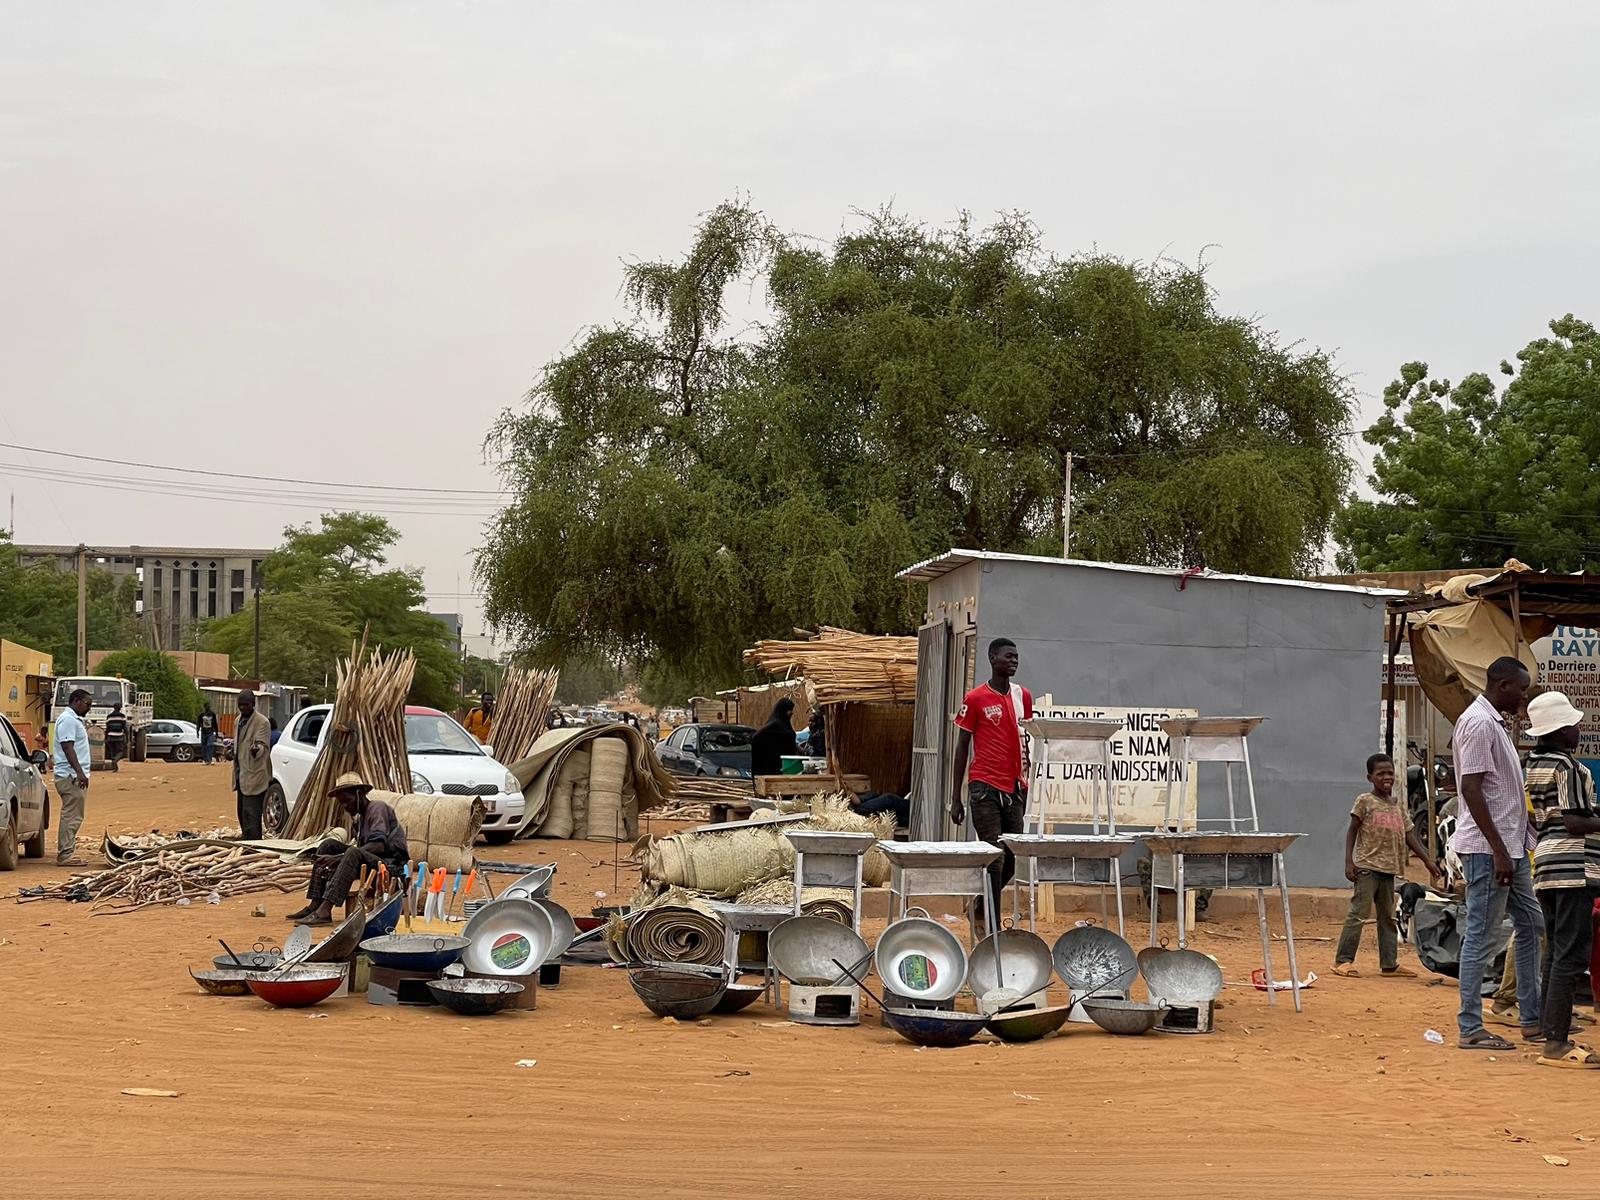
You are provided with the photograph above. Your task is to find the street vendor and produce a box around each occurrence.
[463,692,494,744]
[288,772,409,926]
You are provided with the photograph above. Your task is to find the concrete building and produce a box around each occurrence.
[16,544,272,647]
[898,549,1401,888]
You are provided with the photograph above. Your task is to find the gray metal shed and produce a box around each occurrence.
[898,550,1401,888]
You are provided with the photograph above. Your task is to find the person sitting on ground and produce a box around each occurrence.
[288,773,409,926]
[1522,691,1600,1069]
[750,697,799,778]
[1334,752,1441,978]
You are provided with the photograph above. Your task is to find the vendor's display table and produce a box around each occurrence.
[876,840,1002,942]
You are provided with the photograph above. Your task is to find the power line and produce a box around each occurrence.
[0,440,504,496]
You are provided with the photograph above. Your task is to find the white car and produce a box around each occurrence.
[0,714,50,869]
[145,719,202,762]
[266,704,525,843]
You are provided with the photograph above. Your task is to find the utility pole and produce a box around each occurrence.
[252,585,262,680]
[76,544,88,673]
[1061,452,1074,559]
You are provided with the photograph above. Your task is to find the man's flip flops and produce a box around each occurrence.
[1458,1031,1515,1051]
[1537,1044,1600,1069]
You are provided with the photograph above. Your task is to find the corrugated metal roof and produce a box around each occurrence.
[896,548,1405,597]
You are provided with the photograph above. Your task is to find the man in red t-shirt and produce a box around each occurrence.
[950,637,1033,927]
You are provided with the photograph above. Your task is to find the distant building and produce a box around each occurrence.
[16,544,272,648]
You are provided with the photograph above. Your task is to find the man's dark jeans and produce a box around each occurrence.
[969,781,1025,918]
[1540,886,1599,1046]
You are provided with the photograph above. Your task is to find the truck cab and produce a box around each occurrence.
[49,677,155,766]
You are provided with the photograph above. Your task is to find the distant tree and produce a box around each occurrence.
[554,656,624,707]
[0,533,138,668]
[1336,315,1600,572]
[481,199,1355,683]
[94,648,203,721]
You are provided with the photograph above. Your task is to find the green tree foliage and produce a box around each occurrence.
[480,201,1355,687]
[0,532,138,668]
[94,648,203,721]
[1336,315,1600,572]
[553,655,624,707]
[201,513,457,708]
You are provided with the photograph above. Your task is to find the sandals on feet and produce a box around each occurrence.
[1537,1044,1600,1069]
[1458,1031,1515,1051]
[1332,963,1360,977]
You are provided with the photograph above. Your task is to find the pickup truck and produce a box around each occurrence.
[266,704,525,843]
[0,714,50,869]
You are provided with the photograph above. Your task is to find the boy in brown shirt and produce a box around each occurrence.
[1334,753,1442,977]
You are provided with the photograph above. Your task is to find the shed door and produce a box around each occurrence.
[910,618,952,840]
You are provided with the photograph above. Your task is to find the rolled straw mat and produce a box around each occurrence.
[621,888,724,966]
[586,737,628,842]
[386,792,484,873]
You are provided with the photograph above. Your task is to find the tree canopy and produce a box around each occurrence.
[95,648,203,721]
[201,513,457,707]
[480,200,1355,688]
[1335,315,1600,572]
[0,532,137,669]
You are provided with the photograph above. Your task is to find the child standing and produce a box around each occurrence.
[1334,753,1442,977]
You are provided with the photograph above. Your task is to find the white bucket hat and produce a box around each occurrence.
[1526,691,1584,738]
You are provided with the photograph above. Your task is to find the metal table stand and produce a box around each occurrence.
[1006,718,1136,935]
[784,829,878,935]
[709,901,792,1008]
[876,839,1004,990]
[1143,716,1305,1013]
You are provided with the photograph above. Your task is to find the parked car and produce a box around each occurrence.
[266,704,526,843]
[653,723,756,779]
[144,719,203,762]
[0,714,50,869]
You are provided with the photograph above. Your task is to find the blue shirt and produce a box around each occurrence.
[53,708,90,779]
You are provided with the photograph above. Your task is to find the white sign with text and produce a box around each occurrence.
[1028,698,1199,828]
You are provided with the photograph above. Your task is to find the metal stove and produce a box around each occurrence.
[786,983,862,1025]
[767,913,870,1027]
[367,963,441,1006]
[784,829,877,934]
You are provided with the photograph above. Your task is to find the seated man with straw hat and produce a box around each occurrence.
[289,772,409,927]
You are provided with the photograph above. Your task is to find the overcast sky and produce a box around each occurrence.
[4,1,1596,653]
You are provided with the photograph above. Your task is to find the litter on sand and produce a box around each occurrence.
[121,1089,180,1098]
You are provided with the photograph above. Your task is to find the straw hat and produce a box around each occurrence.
[329,771,373,796]
[1527,691,1584,738]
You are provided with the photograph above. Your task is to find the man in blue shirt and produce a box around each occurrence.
[52,688,93,866]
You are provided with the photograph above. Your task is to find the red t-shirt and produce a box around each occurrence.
[954,682,1033,792]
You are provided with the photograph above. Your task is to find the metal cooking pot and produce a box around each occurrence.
[1052,924,1137,993]
[1137,946,1224,1005]
[528,898,577,961]
[881,1006,990,1048]
[875,912,968,1003]
[461,898,556,976]
[502,864,555,901]
[767,915,870,986]
[358,934,472,972]
[968,927,1053,1000]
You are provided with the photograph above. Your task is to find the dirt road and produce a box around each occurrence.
[2,763,1594,1198]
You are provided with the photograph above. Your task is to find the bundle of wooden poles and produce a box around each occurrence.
[487,665,560,763]
[282,634,415,840]
[742,626,918,704]
[17,841,311,915]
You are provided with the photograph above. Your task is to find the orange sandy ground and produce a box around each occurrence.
[2,762,1597,1199]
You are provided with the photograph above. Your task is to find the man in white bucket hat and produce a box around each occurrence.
[1524,690,1600,1068]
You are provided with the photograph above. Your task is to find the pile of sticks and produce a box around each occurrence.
[743,626,918,704]
[18,842,311,915]
[669,777,754,805]
[488,665,561,763]
[282,633,415,839]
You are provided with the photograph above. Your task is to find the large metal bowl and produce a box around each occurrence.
[712,982,766,1014]
[427,977,525,1016]
[246,964,347,1009]
[358,934,472,972]
[502,864,555,900]
[528,898,577,961]
[768,915,871,987]
[362,892,404,940]
[986,1004,1074,1043]
[968,928,1053,1000]
[630,967,729,1018]
[189,967,254,996]
[1137,946,1224,1005]
[1052,925,1137,993]
[461,898,556,976]
[1081,998,1166,1035]
[212,949,281,973]
[881,1006,990,1048]
[875,916,968,1003]
[304,905,367,964]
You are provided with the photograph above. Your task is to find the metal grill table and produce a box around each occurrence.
[709,901,792,1007]
[784,829,878,935]
[876,840,1002,941]
[1012,718,1129,933]
[1145,716,1306,1012]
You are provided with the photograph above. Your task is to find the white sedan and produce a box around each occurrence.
[144,719,202,762]
[266,704,526,842]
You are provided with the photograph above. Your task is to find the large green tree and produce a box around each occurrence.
[0,532,138,669]
[480,200,1355,687]
[1336,315,1600,572]
[201,513,457,708]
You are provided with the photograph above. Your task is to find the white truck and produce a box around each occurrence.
[50,676,155,766]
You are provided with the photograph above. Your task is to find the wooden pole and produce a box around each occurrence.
[1384,610,1401,759]
[76,544,88,674]
[1061,451,1074,559]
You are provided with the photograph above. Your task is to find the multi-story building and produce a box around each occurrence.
[15,544,273,648]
